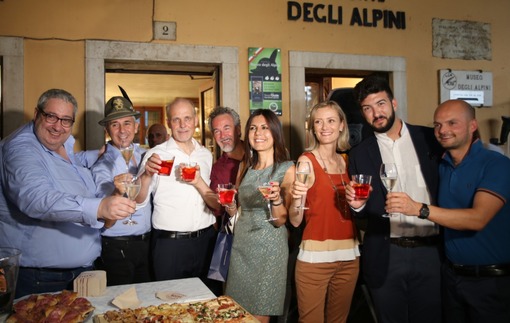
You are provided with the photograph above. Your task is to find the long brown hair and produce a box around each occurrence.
[239,109,290,182]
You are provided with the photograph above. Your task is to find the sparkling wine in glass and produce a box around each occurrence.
[258,183,278,222]
[380,163,398,217]
[123,177,141,225]
[295,161,311,210]
[120,143,134,172]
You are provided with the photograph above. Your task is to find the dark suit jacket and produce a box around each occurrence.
[348,123,443,288]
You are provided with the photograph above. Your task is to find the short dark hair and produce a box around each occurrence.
[353,75,394,106]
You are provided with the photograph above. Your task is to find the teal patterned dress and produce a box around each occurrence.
[225,161,293,316]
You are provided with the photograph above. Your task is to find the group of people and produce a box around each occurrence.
[347,76,509,323]
[0,73,508,323]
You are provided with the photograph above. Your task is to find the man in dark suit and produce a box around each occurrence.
[348,75,443,323]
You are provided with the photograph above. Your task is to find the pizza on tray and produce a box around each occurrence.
[94,295,259,323]
[7,290,94,323]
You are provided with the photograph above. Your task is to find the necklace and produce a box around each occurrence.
[316,150,349,222]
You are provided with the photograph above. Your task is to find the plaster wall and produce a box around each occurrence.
[1,0,509,150]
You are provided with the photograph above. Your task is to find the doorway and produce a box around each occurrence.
[104,62,219,152]
[85,40,238,150]
[289,51,407,160]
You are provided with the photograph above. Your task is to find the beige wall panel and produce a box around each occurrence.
[0,0,153,41]
[25,40,86,150]
[0,0,509,145]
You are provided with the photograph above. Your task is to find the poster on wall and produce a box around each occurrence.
[248,48,282,115]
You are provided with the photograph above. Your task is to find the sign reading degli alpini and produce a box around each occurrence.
[439,70,493,107]
[287,1,406,30]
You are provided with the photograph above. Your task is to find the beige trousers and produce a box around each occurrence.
[295,257,360,323]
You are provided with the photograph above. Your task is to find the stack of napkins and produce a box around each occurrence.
[73,270,107,297]
[112,287,141,309]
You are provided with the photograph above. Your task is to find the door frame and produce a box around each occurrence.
[0,36,24,138]
[85,40,238,149]
[289,51,407,160]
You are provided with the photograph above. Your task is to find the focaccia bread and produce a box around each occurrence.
[94,295,259,322]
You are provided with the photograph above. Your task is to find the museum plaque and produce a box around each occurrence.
[439,69,493,107]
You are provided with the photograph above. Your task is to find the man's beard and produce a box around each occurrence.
[371,109,396,134]
[220,139,235,153]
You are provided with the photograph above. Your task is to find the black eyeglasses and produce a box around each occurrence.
[37,108,75,128]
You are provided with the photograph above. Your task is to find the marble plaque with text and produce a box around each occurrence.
[432,18,491,60]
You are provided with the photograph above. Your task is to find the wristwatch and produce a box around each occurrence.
[418,203,430,219]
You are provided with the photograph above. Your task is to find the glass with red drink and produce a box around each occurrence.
[181,162,197,181]
[352,174,372,200]
[158,157,175,176]
[217,183,236,205]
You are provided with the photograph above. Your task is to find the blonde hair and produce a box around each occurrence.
[306,100,351,152]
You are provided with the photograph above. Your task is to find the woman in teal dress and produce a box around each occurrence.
[224,109,295,323]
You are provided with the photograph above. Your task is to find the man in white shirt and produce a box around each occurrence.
[348,75,444,323]
[137,98,219,288]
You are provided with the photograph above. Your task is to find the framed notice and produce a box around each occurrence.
[248,48,282,115]
[439,69,493,107]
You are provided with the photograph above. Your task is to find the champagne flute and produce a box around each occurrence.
[123,177,141,225]
[380,163,398,217]
[120,143,134,172]
[258,182,278,222]
[295,161,311,210]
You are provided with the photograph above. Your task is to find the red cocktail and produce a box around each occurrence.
[351,174,372,200]
[181,163,197,181]
[219,189,235,204]
[159,159,174,176]
[353,183,370,200]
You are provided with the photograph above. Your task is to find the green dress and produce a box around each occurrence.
[225,161,293,316]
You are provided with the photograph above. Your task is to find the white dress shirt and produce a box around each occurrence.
[376,122,439,237]
[138,137,216,232]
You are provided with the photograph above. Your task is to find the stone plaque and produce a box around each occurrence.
[432,18,491,60]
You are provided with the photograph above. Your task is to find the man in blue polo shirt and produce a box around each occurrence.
[387,99,510,322]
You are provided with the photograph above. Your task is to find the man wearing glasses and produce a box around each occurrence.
[0,89,135,297]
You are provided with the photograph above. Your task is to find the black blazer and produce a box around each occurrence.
[348,123,443,288]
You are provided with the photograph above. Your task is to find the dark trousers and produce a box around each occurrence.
[152,225,222,295]
[442,263,510,323]
[99,238,151,286]
[368,244,442,323]
[16,266,93,298]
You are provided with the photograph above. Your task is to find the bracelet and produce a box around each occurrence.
[226,201,237,211]
[272,199,283,207]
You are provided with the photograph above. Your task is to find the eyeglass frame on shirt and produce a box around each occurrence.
[37,108,75,128]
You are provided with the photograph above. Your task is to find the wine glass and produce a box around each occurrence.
[123,177,141,225]
[380,163,398,217]
[295,161,311,210]
[120,143,134,172]
[258,183,278,222]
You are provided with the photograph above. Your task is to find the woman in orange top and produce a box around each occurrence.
[290,101,364,323]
